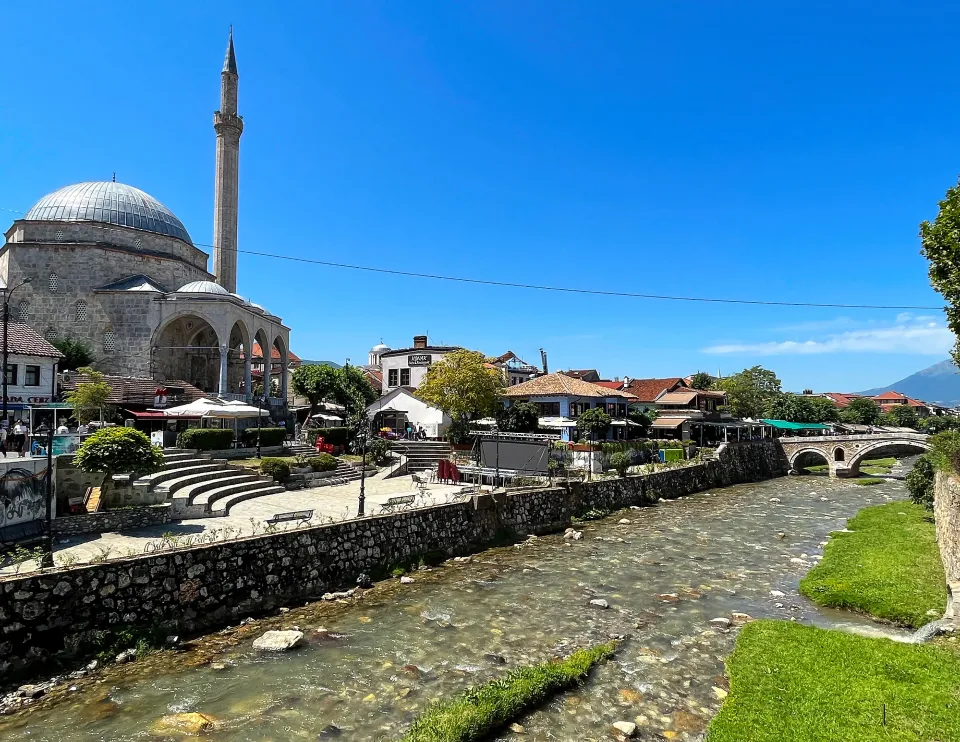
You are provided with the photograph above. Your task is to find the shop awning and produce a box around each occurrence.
[311,412,344,422]
[124,409,179,419]
[539,416,578,429]
[650,417,687,429]
[760,419,829,431]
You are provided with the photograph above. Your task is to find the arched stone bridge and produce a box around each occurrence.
[778,432,930,478]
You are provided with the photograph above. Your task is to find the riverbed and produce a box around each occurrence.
[0,473,914,740]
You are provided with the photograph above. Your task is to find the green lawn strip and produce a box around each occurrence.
[853,478,884,486]
[707,620,960,742]
[398,641,618,742]
[861,457,896,468]
[229,456,299,469]
[799,502,946,628]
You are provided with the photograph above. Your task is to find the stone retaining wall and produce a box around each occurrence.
[0,441,782,679]
[51,505,172,537]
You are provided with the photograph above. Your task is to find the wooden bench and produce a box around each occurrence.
[380,495,416,513]
[266,509,314,525]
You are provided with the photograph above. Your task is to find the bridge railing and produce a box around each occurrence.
[778,432,929,444]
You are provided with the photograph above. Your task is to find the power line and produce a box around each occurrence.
[1,208,944,310]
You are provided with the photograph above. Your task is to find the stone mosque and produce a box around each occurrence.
[0,31,290,404]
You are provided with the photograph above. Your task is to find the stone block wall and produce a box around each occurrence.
[51,505,171,537]
[0,442,783,678]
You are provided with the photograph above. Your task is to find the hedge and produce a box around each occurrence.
[309,427,351,446]
[177,428,234,451]
[260,457,290,482]
[240,426,287,448]
[309,453,338,472]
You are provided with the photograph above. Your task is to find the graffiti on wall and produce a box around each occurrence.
[0,462,49,529]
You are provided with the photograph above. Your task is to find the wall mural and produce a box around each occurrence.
[0,462,49,531]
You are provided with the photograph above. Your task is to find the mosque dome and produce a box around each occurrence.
[176,280,230,295]
[24,181,193,245]
[371,342,390,352]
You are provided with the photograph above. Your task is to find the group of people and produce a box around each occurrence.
[0,421,29,458]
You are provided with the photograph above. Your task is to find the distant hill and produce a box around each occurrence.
[300,360,342,369]
[859,359,960,406]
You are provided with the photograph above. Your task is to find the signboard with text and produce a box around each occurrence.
[408,354,432,367]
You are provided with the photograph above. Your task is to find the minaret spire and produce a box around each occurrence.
[213,27,243,293]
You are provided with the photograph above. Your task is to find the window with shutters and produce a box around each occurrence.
[75,300,87,322]
[103,331,117,353]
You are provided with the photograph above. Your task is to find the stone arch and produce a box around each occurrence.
[846,439,931,475]
[226,320,251,395]
[790,448,830,474]
[152,313,223,393]
[834,447,845,462]
[271,333,289,401]
[252,327,271,397]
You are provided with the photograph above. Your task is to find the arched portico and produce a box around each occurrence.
[152,313,222,393]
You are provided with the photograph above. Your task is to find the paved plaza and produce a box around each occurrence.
[7,473,466,574]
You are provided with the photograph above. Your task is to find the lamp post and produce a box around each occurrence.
[2,278,32,427]
[255,393,263,460]
[43,360,57,567]
[358,427,367,517]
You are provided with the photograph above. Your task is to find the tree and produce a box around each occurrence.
[689,372,713,390]
[921,177,960,366]
[764,393,817,423]
[51,337,94,371]
[497,401,540,433]
[905,454,935,509]
[609,451,630,477]
[715,366,782,419]
[336,364,378,418]
[576,407,611,442]
[65,367,112,424]
[628,407,657,435]
[841,397,881,425]
[291,363,342,419]
[808,396,840,423]
[74,427,164,498]
[887,404,920,429]
[922,416,960,434]
[416,350,504,428]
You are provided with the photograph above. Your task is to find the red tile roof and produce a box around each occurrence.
[248,342,302,365]
[502,372,630,398]
[5,323,63,359]
[821,392,862,408]
[62,374,210,406]
[623,377,687,403]
[592,380,625,390]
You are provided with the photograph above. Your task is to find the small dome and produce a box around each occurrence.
[371,342,390,352]
[176,280,230,295]
[248,302,266,312]
[24,181,192,244]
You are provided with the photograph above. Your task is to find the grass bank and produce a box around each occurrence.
[399,641,618,742]
[707,621,960,742]
[799,501,945,628]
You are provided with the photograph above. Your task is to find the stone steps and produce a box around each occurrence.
[215,484,290,516]
[135,461,226,488]
[178,473,275,505]
[195,479,285,511]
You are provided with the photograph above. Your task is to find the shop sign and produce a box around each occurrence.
[408,354,432,366]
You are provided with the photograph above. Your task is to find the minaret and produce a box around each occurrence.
[213,27,243,292]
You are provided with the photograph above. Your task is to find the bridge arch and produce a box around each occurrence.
[789,448,831,473]
[846,439,930,474]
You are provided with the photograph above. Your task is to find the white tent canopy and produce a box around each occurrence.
[164,398,268,419]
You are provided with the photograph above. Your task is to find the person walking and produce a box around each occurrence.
[0,424,7,458]
[12,420,25,457]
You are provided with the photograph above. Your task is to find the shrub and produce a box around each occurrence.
[366,436,390,465]
[74,427,164,477]
[259,457,290,482]
[906,455,935,509]
[240,426,286,448]
[309,453,338,472]
[609,452,630,477]
[930,430,960,474]
[176,428,234,451]
[309,426,351,447]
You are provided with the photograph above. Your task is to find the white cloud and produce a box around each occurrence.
[704,320,954,356]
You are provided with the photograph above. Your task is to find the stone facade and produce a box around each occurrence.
[934,473,960,621]
[51,505,171,537]
[0,442,782,678]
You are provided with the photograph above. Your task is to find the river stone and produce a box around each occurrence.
[400,576,414,584]
[770,590,786,597]
[731,612,754,625]
[589,598,610,609]
[709,617,731,628]
[114,649,137,664]
[252,630,304,652]
[17,684,45,699]
[612,720,637,737]
[150,712,218,736]
[769,497,781,503]
[618,519,631,525]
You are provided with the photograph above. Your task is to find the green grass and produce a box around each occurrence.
[861,457,896,468]
[399,641,618,741]
[803,464,829,473]
[707,620,960,742]
[229,456,299,469]
[799,502,946,628]
[853,477,884,486]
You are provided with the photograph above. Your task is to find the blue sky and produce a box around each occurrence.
[1,1,956,392]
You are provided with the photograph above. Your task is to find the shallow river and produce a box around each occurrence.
[2,472,915,741]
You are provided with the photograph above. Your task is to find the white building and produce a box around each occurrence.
[1,322,64,426]
[365,387,451,439]
[378,335,461,394]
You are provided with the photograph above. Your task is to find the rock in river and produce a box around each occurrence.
[252,630,304,652]
[612,720,637,737]
[149,712,218,736]
[589,598,610,609]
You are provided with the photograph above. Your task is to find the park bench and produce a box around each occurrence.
[266,509,313,525]
[380,495,416,513]
[0,520,44,546]
[448,486,478,503]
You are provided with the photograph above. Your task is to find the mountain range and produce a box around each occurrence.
[858,359,960,406]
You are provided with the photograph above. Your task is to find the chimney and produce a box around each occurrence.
[623,375,630,387]
[413,335,428,349]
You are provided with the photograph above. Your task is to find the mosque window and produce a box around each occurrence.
[103,331,117,353]
[54,230,64,242]
[48,272,59,292]
[75,300,87,322]
[16,301,28,323]
[44,328,58,341]
[134,237,143,249]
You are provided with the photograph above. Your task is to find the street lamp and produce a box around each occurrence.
[2,278,32,426]
[255,393,263,460]
[357,419,368,517]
